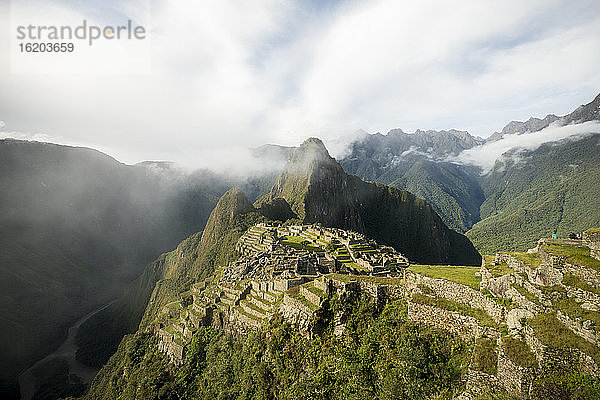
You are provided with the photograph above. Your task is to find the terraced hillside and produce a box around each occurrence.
[146,227,600,399]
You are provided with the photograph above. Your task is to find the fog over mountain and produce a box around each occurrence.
[1,1,599,398]
[450,121,600,172]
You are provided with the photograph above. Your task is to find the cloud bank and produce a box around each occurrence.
[0,0,599,167]
[450,121,600,172]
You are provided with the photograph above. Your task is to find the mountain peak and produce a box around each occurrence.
[263,137,346,221]
[200,187,256,247]
[288,137,335,168]
[217,187,255,217]
[261,138,480,265]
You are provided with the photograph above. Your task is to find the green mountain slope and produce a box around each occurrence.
[83,299,468,400]
[261,138,481,265]
[0,139,232,395]
[75,188,265,370]
[388,159,484,232]
[340,129,485,233]
[466,92,600,253]
[467,133,600,253]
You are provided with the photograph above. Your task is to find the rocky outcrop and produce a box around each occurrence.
[584,229,600,261]
[495,253,562,287]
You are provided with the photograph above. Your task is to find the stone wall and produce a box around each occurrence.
[233,309,263,329]
[358,281,385,303]
[566,263,600,290]
[329,277,360,294]
[523,324,599,376]
[564,286,600,311]
[404,271,504,324]
[313,276,331,294]
[583,230,600,261]
[282,293,314,315]
[556,310,599,345]
[383,284,404,301]
[464,369,503,398]
[279,301,312,332]
[156,328,185,365]
[407,301,489,340]
[274,277,304,292]
[497,339,535,397]
[299,285,324,307]
[537,247,567,268]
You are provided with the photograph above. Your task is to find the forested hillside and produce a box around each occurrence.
[467,134,600,253]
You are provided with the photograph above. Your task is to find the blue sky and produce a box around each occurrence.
[0,0,599,168]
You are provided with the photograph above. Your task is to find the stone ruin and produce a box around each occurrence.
[155,225,600,398]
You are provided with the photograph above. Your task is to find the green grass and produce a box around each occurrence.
[165,301,183,311]
[542,243,600,271]
[345,261,368,271]
[236,306,262,321]
[280,235,323,252]
[528,313,600,365]
[326,273,355,283]
[585,228,600,234]
[481,288,515,310]
[554,297,600,329]
[563,273,600,296]
[509,252,542,268]
[408,265,481,290]
[249,294,273,308]
[411,293,498,328]
[471,337,498,374]
[164,325,176,335]
[173,335,185,347]
[418,284,435,295]
[302,282,326,298]
[483,255,514,277]
[502,336,536,368]
[512,284,539,303]
[241,299,266,314]
[536,284,566,296]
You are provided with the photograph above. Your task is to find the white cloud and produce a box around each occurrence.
[449,121,600,172]
[0,0,599,167]
[0,120,5,129]
[0,129,62,143]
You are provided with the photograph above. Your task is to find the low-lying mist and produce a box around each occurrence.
[448,121,600,173]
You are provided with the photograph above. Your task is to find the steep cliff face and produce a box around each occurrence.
[265,138,364,231]
[197,187,258,253]
[262,138,481,265]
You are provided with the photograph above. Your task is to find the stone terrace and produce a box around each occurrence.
[155,225,600,398]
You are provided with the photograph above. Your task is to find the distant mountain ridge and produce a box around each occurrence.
[340,92,600,252]
[340,128,485,232]
[0,139,234,394]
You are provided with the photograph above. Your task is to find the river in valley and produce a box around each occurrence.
[18,301,116,400]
